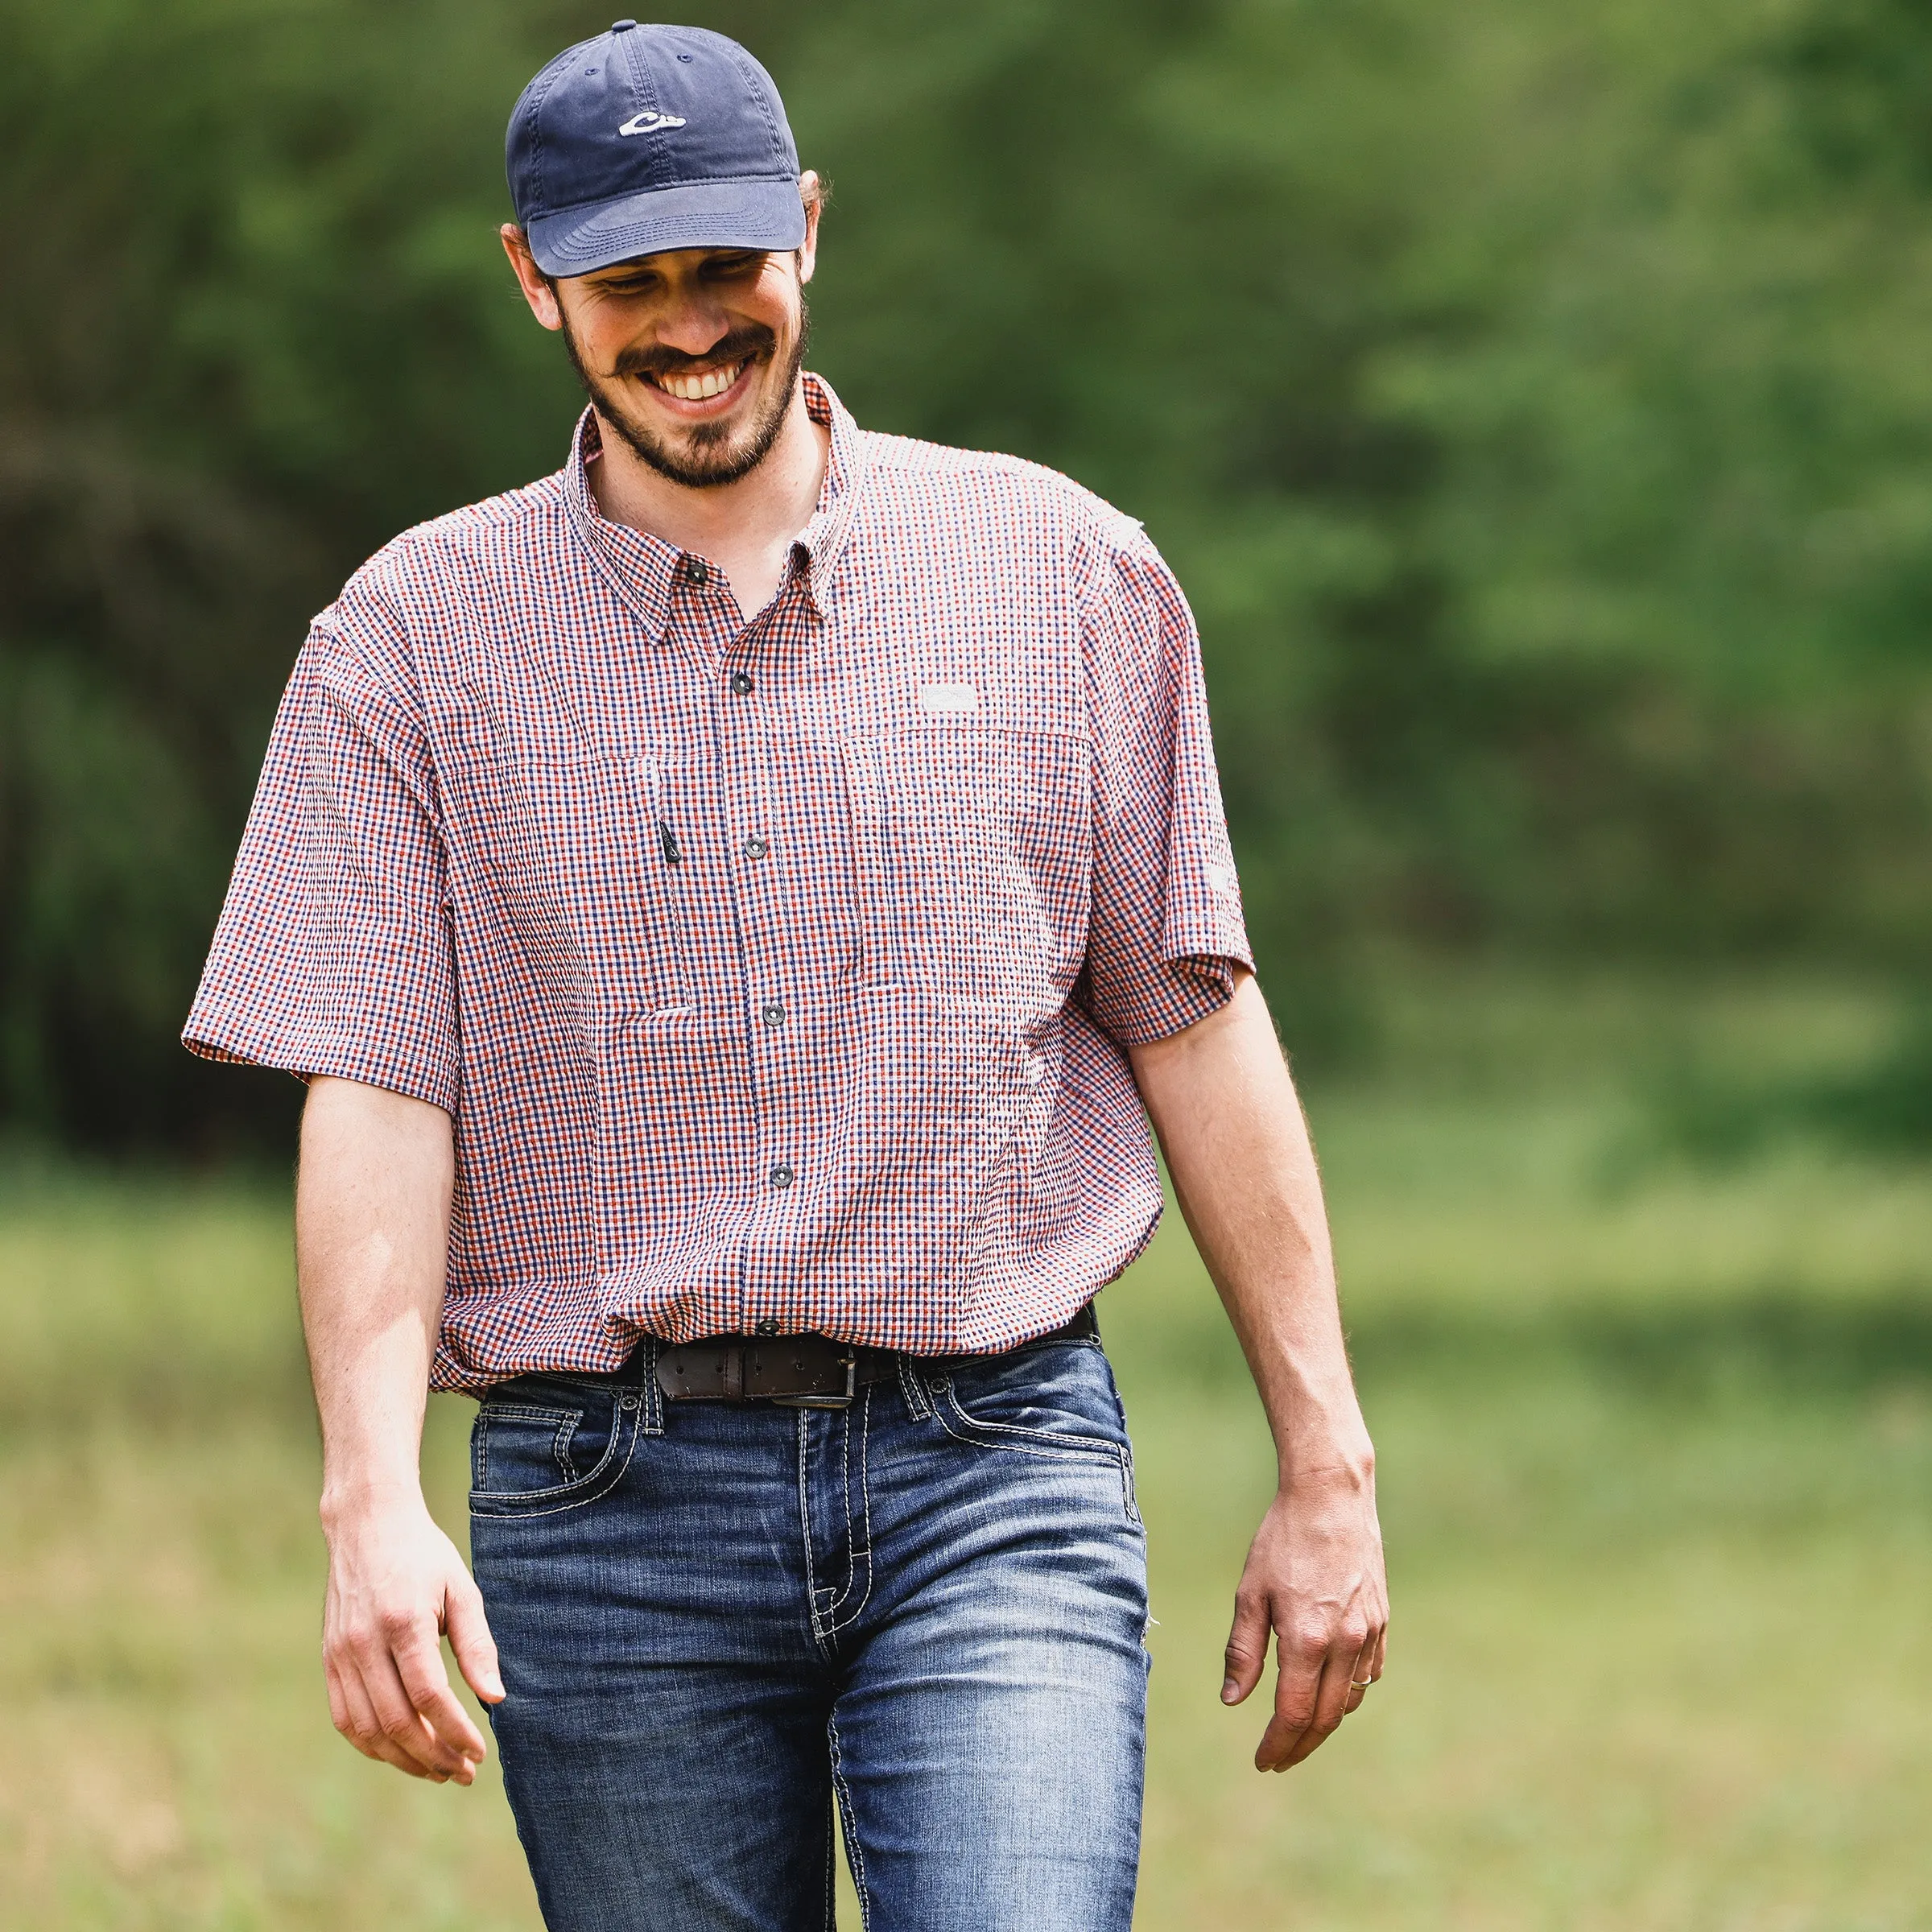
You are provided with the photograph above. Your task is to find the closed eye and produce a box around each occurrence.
[588,269,663,299]
[589,250,765,299]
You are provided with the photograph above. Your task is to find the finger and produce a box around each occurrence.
[357,1633,472,1779]
[333,1657,445,1780]
[393,1628,488,1779]
[1221,1588,1273,1707]
[1275,1651,1352,1770]
[1282,1617,1380,1770]
[1344,1632,1377,1715]
[1253,1620,1325,1770]
[325,1656,350,1736]
[1313,1631,1364,1733]
[444,1570,506,1706]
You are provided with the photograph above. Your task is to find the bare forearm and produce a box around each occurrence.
[295,1075,456,1521]
[1130,971,1388,1770]
[1129,972,1369,1485]
[293,1077,498,1782]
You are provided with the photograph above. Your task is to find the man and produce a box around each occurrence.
[185,21,1386,1930]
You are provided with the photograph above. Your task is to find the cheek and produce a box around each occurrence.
[749,274,803,341]
[558,308,627,377]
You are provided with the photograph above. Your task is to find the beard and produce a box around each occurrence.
[559,299,810,490]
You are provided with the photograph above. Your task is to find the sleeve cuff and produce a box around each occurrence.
[183,1009,458,1116]
[1080,947,1252,1046]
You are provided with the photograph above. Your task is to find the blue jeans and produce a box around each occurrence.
[468,1331,1150,1931]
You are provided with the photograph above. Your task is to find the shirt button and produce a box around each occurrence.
[744,835,770,860]
[730,671,753,696]
[769,1163,795,1189]
[685,557,709,586]
[753,1318,780,1335]
[762,1001,786,1027]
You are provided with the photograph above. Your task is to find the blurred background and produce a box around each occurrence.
[2,0,1929,1925]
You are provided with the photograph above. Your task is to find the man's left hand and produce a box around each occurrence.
[1220,1465,1388,1771]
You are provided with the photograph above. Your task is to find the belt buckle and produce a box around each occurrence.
[770,1350,858,1410]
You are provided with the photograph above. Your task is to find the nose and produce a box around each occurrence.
[651,284,733,361]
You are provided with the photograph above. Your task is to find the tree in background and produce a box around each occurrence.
[3,0,1930,1150]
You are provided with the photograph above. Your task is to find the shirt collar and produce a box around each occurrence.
[791,372,867,619]
[560,370,866,641]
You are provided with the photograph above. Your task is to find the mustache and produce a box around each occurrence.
[614,324,778,382]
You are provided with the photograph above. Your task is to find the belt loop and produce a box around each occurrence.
[895,1353,933,1422]
[638,1334,664,1435]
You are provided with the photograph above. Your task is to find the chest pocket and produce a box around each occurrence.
[842,725,1092,1024]
[442,742,691,1019]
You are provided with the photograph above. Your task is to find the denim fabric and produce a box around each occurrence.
[469,1334,1149,1931]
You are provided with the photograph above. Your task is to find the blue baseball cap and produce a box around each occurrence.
[507,22,806,278]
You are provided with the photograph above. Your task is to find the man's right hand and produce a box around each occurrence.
[297,1076,489,1782]
[320,1493,505,1782]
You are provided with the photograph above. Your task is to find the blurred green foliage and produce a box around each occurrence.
[3,0,1930,1147]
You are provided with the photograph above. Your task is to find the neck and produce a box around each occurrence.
[588,384,829,571]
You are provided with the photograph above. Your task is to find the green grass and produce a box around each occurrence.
[3,976,1930,1928]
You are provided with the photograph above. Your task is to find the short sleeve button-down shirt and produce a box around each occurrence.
[185,374,1253,1389]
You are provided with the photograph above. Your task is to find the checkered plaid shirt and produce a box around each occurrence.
[185,375,1253,1389]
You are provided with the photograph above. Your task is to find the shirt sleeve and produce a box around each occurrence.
[182,580,460,1113]
[1077,517,1255,1045]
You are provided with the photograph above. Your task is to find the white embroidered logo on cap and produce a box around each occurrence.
[618,110,687,136]
[919,683,979,716]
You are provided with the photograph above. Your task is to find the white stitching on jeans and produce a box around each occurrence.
[798,1409,830,1649]
[929,1387,1139,1522]
[894,1352,932,1422]
[468,1402,642,1518]
[639,1335,664,1436]
[807,1406,849,1626]
[939,1383,1123,1458]
[469,1402,576,1492]
[821,1388,875,1636]
[828,1715,873,1932]
[1119,1437,1143,1526]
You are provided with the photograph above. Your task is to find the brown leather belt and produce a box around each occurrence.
[655,1302,1098,1410]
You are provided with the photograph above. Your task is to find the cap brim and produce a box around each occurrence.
[527,177,807,276]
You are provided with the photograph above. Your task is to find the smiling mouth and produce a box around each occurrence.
[644,360,748,402]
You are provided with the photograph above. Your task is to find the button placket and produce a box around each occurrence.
[708,610,799,1326]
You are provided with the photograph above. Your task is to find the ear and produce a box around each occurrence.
[501,225,564,332]
[795,171,823,287]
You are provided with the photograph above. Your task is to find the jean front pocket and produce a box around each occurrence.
[929,1341,1140,1523]
[469,1381,642,1519]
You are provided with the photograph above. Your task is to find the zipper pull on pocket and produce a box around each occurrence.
[658,818,683,866]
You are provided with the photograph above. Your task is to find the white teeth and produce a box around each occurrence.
[654,361,744,402]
